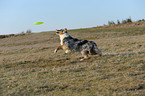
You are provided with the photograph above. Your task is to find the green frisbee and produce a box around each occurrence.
[34,22,44,25]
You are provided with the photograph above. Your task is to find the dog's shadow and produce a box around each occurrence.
[103,52,145,57]
[58,51,145,62]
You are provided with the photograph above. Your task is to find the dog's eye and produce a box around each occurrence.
[63,31,67,33]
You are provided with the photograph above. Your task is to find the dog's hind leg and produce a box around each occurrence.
[95,47,102,56]
[80,51,89,61]
[93,44,102,57]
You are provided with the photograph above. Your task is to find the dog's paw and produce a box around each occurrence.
[80,57,89,61]
[54,49,57,53]
[80,58,84,61]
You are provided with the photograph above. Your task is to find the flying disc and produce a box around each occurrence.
[34,22,44,25]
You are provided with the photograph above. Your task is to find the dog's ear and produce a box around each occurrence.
[64,28,67,31]
[63,28,68,33]
[61,29,63,32]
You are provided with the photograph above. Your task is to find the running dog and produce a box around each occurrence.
[54,28,102,61]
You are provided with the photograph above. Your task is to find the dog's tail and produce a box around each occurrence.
[93,42,103,57]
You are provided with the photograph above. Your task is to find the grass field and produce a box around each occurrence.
[0,21,145,96]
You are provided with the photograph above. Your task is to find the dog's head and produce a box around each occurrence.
[56,28,68,35]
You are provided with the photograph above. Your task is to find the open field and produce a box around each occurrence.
[0,22,145,95]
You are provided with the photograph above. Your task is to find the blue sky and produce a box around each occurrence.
[0,0,145,35]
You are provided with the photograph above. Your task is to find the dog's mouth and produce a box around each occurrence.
[56,32,59,35]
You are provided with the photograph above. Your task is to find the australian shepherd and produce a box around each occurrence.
[54,28,102,61]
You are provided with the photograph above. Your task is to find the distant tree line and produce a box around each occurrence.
[21,29,32,34]
[0,29,32,39]
[107,17,145,25]
[138,19,145,22]
[108,17,133,25]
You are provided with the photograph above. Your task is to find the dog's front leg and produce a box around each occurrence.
[54,45,62,53]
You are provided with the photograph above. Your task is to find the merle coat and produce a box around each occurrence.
[62,36,102,56]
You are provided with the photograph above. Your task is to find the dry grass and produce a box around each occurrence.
[0,23,145,95]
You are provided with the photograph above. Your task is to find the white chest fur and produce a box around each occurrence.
[59,33,70,45]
